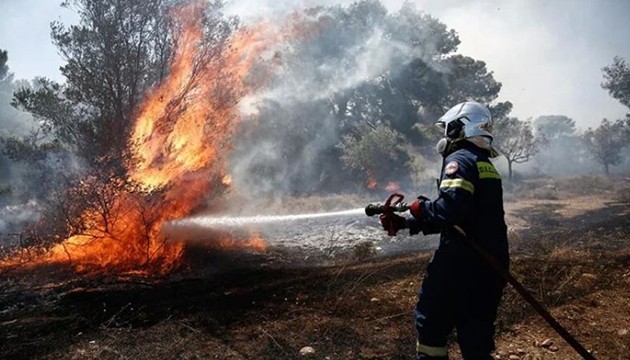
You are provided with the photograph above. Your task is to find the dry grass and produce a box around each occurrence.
[618,187,630,203]
[504,175,618,201]
[352,241,377,261]
[2,176,630,359]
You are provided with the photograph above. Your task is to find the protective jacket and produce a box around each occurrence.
[409,141,509,360]
[413,141,509,266]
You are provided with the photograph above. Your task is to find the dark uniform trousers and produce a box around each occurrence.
[409,143,509,360]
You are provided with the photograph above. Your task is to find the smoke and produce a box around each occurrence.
[228,2,449,202]
[0,200,42,241]
[0,72,84,242]
[0,77,39,182]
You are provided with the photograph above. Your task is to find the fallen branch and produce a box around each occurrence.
[261,327,285,354]
[178,321,202,334]
[369,312,408,323]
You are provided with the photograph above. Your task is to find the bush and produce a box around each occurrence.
[352,241,376,261]
[531,186,559,200]
[337,122,409,187]
[618,187,630,203]
[554,175,614,194]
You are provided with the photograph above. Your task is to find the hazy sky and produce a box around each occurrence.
[1,0,628,128]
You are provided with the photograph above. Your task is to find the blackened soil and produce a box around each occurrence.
[1,193,629,359]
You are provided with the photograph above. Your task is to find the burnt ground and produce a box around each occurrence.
[1,179,630,360]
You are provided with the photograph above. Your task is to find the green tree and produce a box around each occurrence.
[0,50,10,89]
[493,117,546,180]
[0,49,18,118]
[0,51,65,205]
[337,122,407,188]
[602,56,630,110]
[531,115,589,175]
[533,115,576,140]
[234,1,482,193]
[583,118,628,175]
[442,55,502,106]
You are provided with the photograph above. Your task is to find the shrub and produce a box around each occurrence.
[352,241,376,261]
[618,187,630,203]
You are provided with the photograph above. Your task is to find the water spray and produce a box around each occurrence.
[168,208,366,229]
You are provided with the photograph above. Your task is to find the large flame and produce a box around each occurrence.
[0,2,313,275]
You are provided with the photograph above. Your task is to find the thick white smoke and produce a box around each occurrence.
[227,2,451,203]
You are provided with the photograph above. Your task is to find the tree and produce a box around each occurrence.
[602,56,630,110]
[2,2,238,252]
[493,117,546,180]
[0,49,18,119]
[533,115,576,140]
[583,118,628,175]
[441,55,502,106]
[337,122,408,188]
[531,115,590,175]
[0,51,49,202]
[232,1,506,194]
[10,0,236,173]
[0,50,10,89]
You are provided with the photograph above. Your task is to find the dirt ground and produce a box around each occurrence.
[1,177,630,359]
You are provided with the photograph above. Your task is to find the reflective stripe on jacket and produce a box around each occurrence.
[418,142,509,267]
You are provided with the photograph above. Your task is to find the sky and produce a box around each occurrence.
[1,0,628,128]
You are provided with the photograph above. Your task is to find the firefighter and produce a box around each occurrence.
[381,101,509,360]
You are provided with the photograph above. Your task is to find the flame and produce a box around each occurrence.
[0,1,328,275]
[130,3,231,190]
[385,182,400,192]
[366,170,377,190]
[222,174,233,186]
[219,234,267,252]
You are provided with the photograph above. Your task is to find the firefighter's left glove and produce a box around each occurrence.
[379,213,407,236]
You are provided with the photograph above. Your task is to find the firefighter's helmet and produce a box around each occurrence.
[436,101,493,141]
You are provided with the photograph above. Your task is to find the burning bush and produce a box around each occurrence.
[0,1,282,276]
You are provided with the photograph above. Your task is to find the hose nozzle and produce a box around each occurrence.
[364,202,410,216]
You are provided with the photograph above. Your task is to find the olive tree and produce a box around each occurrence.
[493,117,546,180]
[583,118,628,175]
[602,56,630,110]
[337,122,408,188]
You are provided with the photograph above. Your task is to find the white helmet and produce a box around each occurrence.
[436,101,493,141]
[435,101,499,157]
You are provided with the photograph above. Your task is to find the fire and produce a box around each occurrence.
[222,174,233,186]
[219,234,267,252]
[0,1,322,275]
[385,182,400,192]
[366,170,378,190]
[367,177,378,190]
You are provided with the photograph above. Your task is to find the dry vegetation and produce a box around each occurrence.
[1,175,629,359]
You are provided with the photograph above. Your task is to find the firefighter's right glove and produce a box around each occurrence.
[409,195,429,219]
[379,213,407,236]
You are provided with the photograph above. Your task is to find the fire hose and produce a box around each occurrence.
[366,193,597,360]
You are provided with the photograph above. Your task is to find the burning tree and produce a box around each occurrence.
[10,0,185,172]
[0,0,278,275]
[1,0,520,275]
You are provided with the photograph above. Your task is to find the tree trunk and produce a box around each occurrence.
[604,162,609,175]
[508,160,513,180]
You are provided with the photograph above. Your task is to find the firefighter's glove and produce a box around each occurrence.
[409,195,429,219]
[379,213,407,236]
[406,217,423,236]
